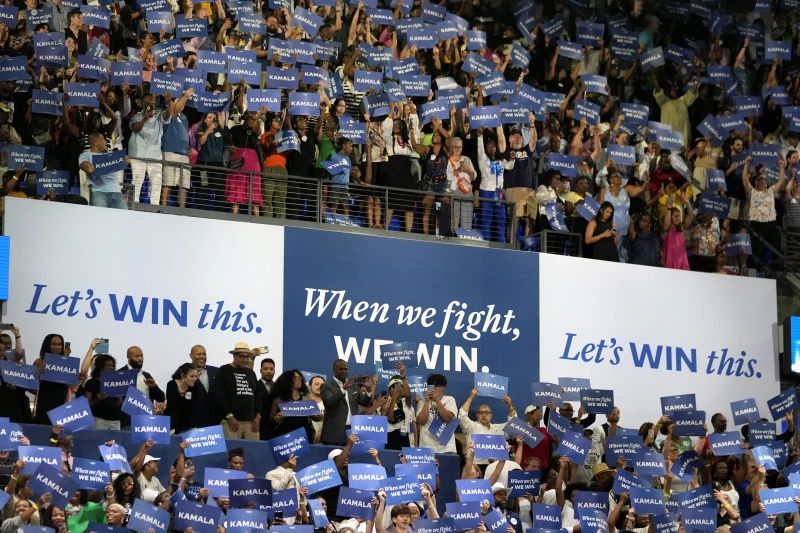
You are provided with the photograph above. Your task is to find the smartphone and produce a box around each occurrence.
[427,385,435,391]
[145,104,153,113]
[0,323,13,330]
[65,342,71,350]
[647,429,654,439]
[274,511,283,521]
[252,346,270,355]
[95,339,109,353]
[380,390,387,397]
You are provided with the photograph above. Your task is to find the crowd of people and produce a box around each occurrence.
[0,328,797,533]
[0,0,795,264]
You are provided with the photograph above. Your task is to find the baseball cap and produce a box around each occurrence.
[524,405,539,414]
[144,455,160,464]
[328,449,343,460]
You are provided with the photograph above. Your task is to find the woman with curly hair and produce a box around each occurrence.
[268,369,317,441]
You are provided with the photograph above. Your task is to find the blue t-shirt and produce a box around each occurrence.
[162,113,190,154]
[78,150,123,193]
[326,153,351,188]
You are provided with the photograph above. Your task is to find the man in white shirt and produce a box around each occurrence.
[458,388,517,465]
[415,373,458,453]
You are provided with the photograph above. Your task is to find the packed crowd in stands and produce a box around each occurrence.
[0,329,796,533]
[0,0,796,265]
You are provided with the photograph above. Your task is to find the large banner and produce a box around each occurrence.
[538,255,779,426]
[2,199,779,426]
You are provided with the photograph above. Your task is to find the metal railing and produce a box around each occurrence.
[116,157,518,245]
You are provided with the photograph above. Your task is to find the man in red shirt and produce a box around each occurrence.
[515,405,556,469]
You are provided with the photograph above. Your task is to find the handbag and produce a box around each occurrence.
[457,176,472,194]
[33,131,52,146]
[230,157,245,169]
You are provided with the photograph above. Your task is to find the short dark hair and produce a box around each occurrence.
[67,8,81,21]
[711,413,725,425]
[337,137,353,151]
[426,373,447,387]
[261,358,275,368]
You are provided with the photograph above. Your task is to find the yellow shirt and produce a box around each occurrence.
[657,190,688,220]
[653,89,697,149]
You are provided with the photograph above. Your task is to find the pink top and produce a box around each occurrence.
[140,47,158,82]
[662,227,689,270]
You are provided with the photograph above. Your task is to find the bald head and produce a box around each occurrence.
[190,345,207,369]
[127,346,143,369]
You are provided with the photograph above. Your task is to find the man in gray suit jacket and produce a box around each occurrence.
[320,359,373,445]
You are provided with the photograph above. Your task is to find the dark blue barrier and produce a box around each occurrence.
[19,424,459,513]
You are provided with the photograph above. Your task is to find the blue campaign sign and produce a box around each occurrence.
[131,415,171,444]
[661,394,696,416]
[348,463,386,491]
[398,74,431,97]
[510,44,530,70]
[100,368,138,397]
[682,508,716,532]
[86,525,128,533]
[730,513,772,533]
[382,475,422,505]
[733,95,763,116]
[468,106,502,128]
[367,8,394,26]
[456,479,492,502]
[174,500,222,533]
[707,169,728,192]
[81,6,108,28]
[761,487,798,514]
[531,382,563,407]
[110,62,141,85]
[301,65,329,86]
[751,143,780,167]
[576,21,603,46]
[556,428,590,465]
[197,50,228,73]
[610,31,638,60]
[672,410,706,436]
[612,466,651,495]
[33,31,63,51]
[407,27,437,49]
[352,416,388,443]
[766,40,792,61]
[547,154,579,178]
[484,509,509,533]
[707,431,743,456]
[337,486,375,520]
[176,16,209,38]
[150,72,186,97]
[428,415,459,445]
[308,500,329,528]
[731,398,759,426]
[417,519,455,533]
[579,510,608,533]
[401,447,434,465]
[697,193,732,218]
[630,487,666,515]
[92,150,127,178]
[98,443,129,472]
[228,509,269,533]
[652,514,678,533]
[0,4,17,26]
[9,145,45,173]
[32,89,61,116]
[708,65,732,82]
[0,56,28,81]
[226,59,260,86]
[671,450,704,483]
[419,99,449,126]
[72,458,110,491]
[607,145,635,167]
[508,470,540,497]
[128,499,171,533]
[288,92,320,116]
[697,115,727,147]
[151,39,184,65]
[338,122,367,144]
[37,45,68,68]
[576,196,600,222]
[18,446,61,475]
[725,233,752,257]
[474,372,508,398]
[582,74,608,95]
[472,434,508,460]
[0,361,39,390]
[381,342,418,369]
[278,400,321,417]
[503,417,542,449]
[66,82,101,108]
[291,6,323,35]
[752,445,779,470]
[532,504,561,529]
[146,10,173,32]
[28,463,79,510]
[574,491,608,518]
[466,29,486,50]
[446,502,481,530]
[606,435,642,465]
[122,386,154,417]
[655,129,683,150]
[268,426,310,463]
[275,131,301,154]
[229,477,271,509]
[48,396,94,433]
[354,69,383,93]
[573,99,600,125]
[247,89,281,113]
[204,468,249,498]
[557,40,582,61]
[297,459,343,494]
[635,450,666,476]
[580,389,614,414]
[768,388,798,419]
[394,463,437,486]
[546,410,573,440]
[640,46,666,72]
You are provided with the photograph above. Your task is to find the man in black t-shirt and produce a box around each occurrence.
[215,342,263,440]
[498,118,538,240]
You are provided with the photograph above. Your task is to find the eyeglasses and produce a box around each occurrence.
[121,481,134,487]
[477,410,491,415]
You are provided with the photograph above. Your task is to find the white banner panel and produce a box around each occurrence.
[538,254,780,428]
[3,198,285,388]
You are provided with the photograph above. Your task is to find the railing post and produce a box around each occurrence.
[316,179,322,224]
[248,169,254,219]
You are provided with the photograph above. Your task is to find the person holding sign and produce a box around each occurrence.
[415,373,457,453]
[743,156,786,263]
[78,131,130,209]
[1,492,52,532]
[458,388,517,466]
[83,354,123,430]
[534,169,568,233]
[129,93,171,206]
[660,192,694,270]
[380,366,414,450]
[320,359,373,445]
[31,333,69,425]
[653,74,698,149]
[598,169,648,260]
[564,174,591,237]
[584,201,620,262]
[626,213,661,267]
[268,369,318,441]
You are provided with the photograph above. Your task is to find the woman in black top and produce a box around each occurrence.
[83,354,123,429]
[32,333,68,425]
[268,369,315,441]
[584,201,620,262]
[165,363,199,434]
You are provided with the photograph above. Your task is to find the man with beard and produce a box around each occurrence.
[253,15,285,88]
[607,489,650,533]
[490,484,523,533]
[118,346,166,429]
[190,344,218,428]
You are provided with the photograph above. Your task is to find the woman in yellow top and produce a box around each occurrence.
[656,179,691,221]
[652,74,699,149]
[691,135,722,200]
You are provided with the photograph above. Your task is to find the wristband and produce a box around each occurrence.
[32,504,39,511]
[50,438,58,443]
[286,467,293,472]
[226,414,233,419]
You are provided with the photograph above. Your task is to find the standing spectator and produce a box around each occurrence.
[653,76,698,149]
[585,201,620,262]
[215,342,262,440]
[498,120,538,238]
[783,174,800,229]
[534,170,567,233]
[447,136,476,231]
[743,157,787,263]
[78,132,129,209]
[165,362,199,434]
[160,89,195,208]
[319,359,372,445]
[227,110,265,215]
[599,169,648,260]
[196,112,227,211]
[661,199,694,270]
[415,373,457,454]
[458,388,517,466]
[64,10,87,54]
[129,94,171,205]
[476,128,506,242]
[286,116,318,221]
[118,346,166,428]
[268,369,317,441]
[31,333,68,425]
[308,376,325,444]
[189,345,218,429]
[325,137,354,217]
[381,103,418,232]
[627,213,661,267]
[260,112,289,219]
[83,354,123,430]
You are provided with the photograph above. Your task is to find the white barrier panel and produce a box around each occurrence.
[538,254,780,428]
[3,198,285,388]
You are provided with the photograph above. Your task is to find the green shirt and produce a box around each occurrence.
[316,135,335,168]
